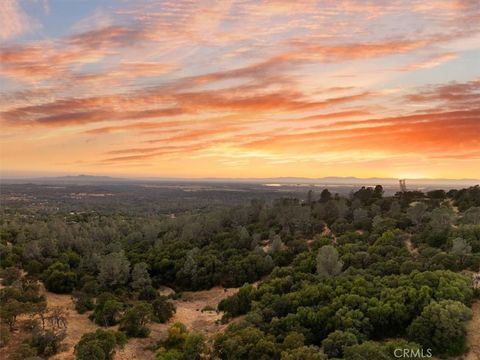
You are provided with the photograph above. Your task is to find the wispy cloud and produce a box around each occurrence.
[1,0,479,178]
[0,0,37,40]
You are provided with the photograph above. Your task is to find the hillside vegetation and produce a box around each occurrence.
[1,185,479,359]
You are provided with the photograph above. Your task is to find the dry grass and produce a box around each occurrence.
[1,281,240,360]
[115,286,239,360]
[42,288,99,360]
[172,286,238,335]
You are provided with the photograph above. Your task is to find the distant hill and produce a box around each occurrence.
[1,174,478,187]
[1,174,133,185]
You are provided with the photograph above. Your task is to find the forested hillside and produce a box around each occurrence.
[1,185,479,359]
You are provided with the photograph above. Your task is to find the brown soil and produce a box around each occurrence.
[43,288,99,360]
[172,286,238,335]
[405,237,419,256]
[1,281,240,360]
[466,301,480,360]
[115,286,239,360]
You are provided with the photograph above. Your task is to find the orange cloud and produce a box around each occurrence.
[2,0,479,178]
[399,52,458,71]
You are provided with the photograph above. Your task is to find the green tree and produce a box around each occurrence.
[0,299,25,330]
[407,202,428,226]
[183,332,206,360]
[92,299,123,327]
[320,189,331,203]
[322,330,357,358]
[316,245,343,278]
[0,267,22,286]
[75,329,123,360]
[43,262,77,294]
[152,297,176,323]
[281,345,326,360]
[97,251,130,288]
[407,300,472,356]
[451,237,472,265]
[343,341,390,360]
[120,302,153,337]
[131,262,152,291]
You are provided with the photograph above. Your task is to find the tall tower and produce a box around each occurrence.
[399,179,407,192]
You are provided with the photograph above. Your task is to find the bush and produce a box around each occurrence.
[73,292,94,314]
[75,329,124,360]
[218,284,253,317]
[43,262,77,294]
[407,300,472,356]
[120,303,152,338]
[343,341,390,360]
[92,296,123,326]
[152,297,176,323]
[31,328,66,357]
[0,267,22,286]
[322,330,358,358]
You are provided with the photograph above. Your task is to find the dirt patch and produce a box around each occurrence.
[115,286,239,360]
[43,290,99,360]
[405,237,419,256]
[1,283,239,360]
[466,301,480,360]
[171,286,238,335]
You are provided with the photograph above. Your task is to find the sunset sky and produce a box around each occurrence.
[1,0,479,179]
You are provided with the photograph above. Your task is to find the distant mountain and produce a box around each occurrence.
[2,174,478,187]
[1,174,133,185]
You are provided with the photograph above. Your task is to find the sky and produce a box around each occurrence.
[1,0,479,179]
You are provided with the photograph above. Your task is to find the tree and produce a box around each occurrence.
[407,300,472,356]
[131,262,152,291]
[43,262,77,294]
[238,226,251,248]
[462,206,480,225]
[98,251,130,288]
[156,348,182,360]
[374,185,384,198]
[353,208,371,229]
[183,332,206,360]
[407,202,428,226]
[92,298,123,326]
[316,245,343,278]
[320,189,332,203]
[281,346,327,360]
[343,341,390,360]
[47,306,68,331]
[389,201,401,217]
[451,238,472,265]
[0,267,22,286]
[177,248,199,289]
[218,284,253,317]
[164,322,188,348]
[120,302,153,337]
[322,330,358,358]
[429,207,456,233]
[152,297,176,323]
[270,235,283,254]
[0,299,24,330]
[31,328,66,357]
[75,329,124,360]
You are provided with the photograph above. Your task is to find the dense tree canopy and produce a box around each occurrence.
[1,184,479,359]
